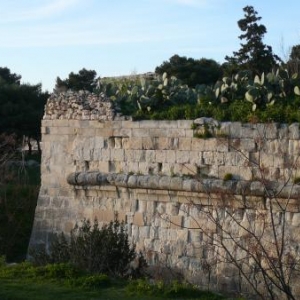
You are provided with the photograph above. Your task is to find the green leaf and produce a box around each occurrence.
[254,75,260,85]
[294,86,300,96]
[131,86,139,95]
[267,92,273,101]
[163,78,168,86]
[245,91,253,102]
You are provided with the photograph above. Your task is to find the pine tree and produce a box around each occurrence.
[224,6,281,76]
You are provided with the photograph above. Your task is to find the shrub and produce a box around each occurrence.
[30,218,147,278]
[72,274,110,289]
[126,279,219,299]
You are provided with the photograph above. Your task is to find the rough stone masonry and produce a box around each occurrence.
[29,90,300,298]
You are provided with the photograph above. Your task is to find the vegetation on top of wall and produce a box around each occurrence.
[95,69,300,123]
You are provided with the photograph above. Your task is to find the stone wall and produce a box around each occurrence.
[29,91,300,298]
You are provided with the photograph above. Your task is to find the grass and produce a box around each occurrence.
[0,262,227,300]
[0,278,225,300]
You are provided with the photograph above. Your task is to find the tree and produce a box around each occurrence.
[155,55,222,87]
[55,68,98,92]
[286,44,300,75]
[0,67,21,85]
[224,6,282,76]
[0,76,49,155]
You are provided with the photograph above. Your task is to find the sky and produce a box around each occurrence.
[0,0,300,92]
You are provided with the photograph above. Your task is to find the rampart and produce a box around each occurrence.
[29,91,300,298]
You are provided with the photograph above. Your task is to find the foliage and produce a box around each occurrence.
[0,136,40,262]
[30,218,142,278]
[286,44,300,75]
[0,74,49,150]
[98,68,300,123]
[224,6,281,76]
[97,72,199,117]
[155,55,222,87]
[0,67,21,85]
[0,261,226,300]
[0,178,39,262]
[55,68,97,92]
[126,279,223,299]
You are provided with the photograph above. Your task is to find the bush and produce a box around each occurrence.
[30,218,147,278]
[126,279,221,299]
[72,274,110,289]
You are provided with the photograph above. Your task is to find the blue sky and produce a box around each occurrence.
[0,0,299,92]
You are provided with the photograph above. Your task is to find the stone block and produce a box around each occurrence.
[241,123,257,138]
[114,137,122,149]
[179,138,192,150]
[176,150,190,164]
[181,164,198,175]
[94,136,105,149]
[170,216,183,229]
[185,129,194,138]
[158,120,178,128]
[258,123,278,139]
[155,150,167,163]
[113,128,132,137]
[167,129,187,138]
[128,138,143,150]
[139,120,157,128]
[260,152,274,168]
[177,120,193,129]
[122,120,140,129]
[133,212,145,226]
[189,151,202,165]
[139,226,150,238]
[202,151,215,165]
[240,138,256,152]
[42,120,53,127]
[142,137,156,150]
[289,123,300,139]
[131,128,149,138]
[288,140,300,155]
[95,128,114,137]
[216,138,229,152]
[191,138,206,151]
[110,149,125,162]
[229,122,242,138]
[226,151,250,167]
[80,128,96,137]
[165,150,176,163]
[100,149,111,161]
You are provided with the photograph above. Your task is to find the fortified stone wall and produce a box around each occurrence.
[29,91,300,298]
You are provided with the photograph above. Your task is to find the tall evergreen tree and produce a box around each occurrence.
[286,44,300,75]
[224,6,281,76]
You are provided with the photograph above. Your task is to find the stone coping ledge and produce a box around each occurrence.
[66,171,300,199]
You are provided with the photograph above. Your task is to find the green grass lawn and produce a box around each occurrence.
[0,262,227,300]
[0,278,226,300]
